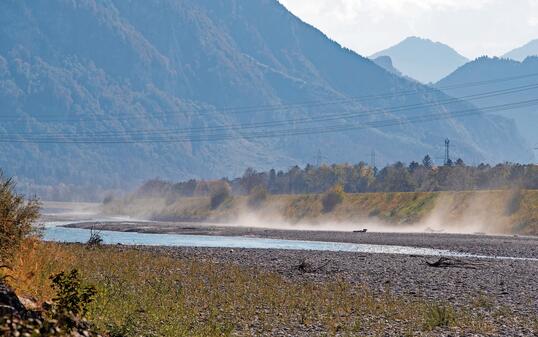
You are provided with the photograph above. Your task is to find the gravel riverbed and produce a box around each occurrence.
[63,221,538,336]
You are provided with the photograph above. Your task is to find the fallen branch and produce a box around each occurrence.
[424,257,485,269]
[296,259,330,273]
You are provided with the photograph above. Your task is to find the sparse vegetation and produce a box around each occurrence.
[6,242,525,337]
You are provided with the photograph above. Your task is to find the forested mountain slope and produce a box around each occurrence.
[0,0,532,197]
[437,56,538,147]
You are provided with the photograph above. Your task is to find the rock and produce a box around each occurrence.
[17,296,39,312]
[0,282,28,318]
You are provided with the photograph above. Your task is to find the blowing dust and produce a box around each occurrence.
[101,189,529,235]
[223,190,524,235]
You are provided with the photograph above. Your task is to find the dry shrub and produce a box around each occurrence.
[209,181,231,209]
[7,239,76,301]
[0,172,40,263]
[322,184,345,213]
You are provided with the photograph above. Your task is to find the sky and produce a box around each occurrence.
[279,0,538,59]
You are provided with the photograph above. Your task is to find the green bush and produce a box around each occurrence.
[0,171,40,263]
[321,184,345,213]
[209,181,231,209]
[248,185,268,208]
[50,269,97,317]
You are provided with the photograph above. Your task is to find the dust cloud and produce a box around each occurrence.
[221,190,520,235]
[96,189,524,235]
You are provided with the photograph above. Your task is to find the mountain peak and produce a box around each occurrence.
[371,36,468,83]
[371,55,402,76]
[503,39,538,61]
[402,36,435,44]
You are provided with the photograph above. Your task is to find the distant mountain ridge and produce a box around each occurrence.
[0,0,532,196]
[371,36,469,83]
[503,39,538,61]
[437,56,538,146]
[372,56,402,76]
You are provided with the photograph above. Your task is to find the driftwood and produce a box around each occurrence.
[296,259,330,273]
[424,257,485,269]
[87,226,104,246]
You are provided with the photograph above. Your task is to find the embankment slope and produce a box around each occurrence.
[105,189,538,235]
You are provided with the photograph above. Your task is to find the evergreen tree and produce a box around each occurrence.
[422,155,433,169]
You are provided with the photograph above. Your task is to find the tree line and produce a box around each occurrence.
[131,156,538,200]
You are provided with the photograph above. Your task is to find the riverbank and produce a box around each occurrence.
[65,220,538,259]
[34,201,538,335]
[8,240,538,336]
[149,245,538,332]
[104,189,538,235]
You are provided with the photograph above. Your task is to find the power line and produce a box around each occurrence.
[3,82,538,139]
[2,71,538,124]
[1,98,537,144]
[3,98,538,143]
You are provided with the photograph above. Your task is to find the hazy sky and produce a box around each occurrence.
[279,0,538,59]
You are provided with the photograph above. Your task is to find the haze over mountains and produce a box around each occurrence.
[0,0,533,198]
[503,39,538,61]
[371,37,469,83]
[437,56,538,147]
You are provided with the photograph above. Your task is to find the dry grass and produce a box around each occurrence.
[6,238,76,300]
[512,190,538,235]
[7,241,531,336]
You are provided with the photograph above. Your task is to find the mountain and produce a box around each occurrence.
[0,0,532,198]
[372,56,402,76]
[503,39,538,61]
[437,56,538,147]
[371,36,469,83]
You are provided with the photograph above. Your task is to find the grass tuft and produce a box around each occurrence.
[424,304,456,330]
